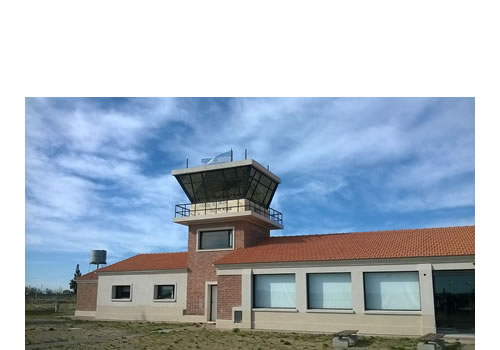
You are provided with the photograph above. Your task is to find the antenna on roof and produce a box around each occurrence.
[231,148,233,162]
[245,149,247,160]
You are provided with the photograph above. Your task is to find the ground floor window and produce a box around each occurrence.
[112,285,131,300]
[364,271,421,311]
[154,285,175,300]
[307,273,352,309]
[253,274,296,308]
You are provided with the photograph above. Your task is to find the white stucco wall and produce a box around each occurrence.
[216,256,475,335]
[96,270,187,321]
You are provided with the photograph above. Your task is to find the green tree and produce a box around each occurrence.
[69,264,81,294]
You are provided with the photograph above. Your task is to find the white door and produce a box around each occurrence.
[210,285,217,321]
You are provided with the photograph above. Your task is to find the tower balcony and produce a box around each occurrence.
[172,159,283,230]
[173,199,283,230]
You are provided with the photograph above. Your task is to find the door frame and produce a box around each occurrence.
[204,281,218,322]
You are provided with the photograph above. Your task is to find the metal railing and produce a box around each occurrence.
[175,200,283,226]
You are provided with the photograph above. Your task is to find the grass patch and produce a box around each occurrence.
[24,315,473,350]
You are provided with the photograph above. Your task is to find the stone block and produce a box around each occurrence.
[417,342,443,350]
[332,337,349,350]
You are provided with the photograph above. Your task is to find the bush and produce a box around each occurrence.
[232,328,240,333]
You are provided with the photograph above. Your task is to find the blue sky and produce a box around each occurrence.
[25,98,475,289]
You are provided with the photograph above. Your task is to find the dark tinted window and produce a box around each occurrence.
[175,165,278,208]
[114,285,130,299]
[234,310,242,323]
[199,230,233,250]
[433,270,475,332]
[156,285,175,299]
[245,168,278,208]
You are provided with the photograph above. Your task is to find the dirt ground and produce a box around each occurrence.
[25,316,475,350]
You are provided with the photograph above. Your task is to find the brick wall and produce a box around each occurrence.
[217,275,242,320]
[186,220,269,316]
[241,221,270,247]
[75,281,98,311]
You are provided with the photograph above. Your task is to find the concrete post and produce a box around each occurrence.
[241,269,253,329]
[418,264,436,334]
[351,270,365,314]
[295,271,307,312]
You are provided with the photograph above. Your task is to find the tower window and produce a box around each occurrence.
[174,165,279,208]
[198,229,233,250]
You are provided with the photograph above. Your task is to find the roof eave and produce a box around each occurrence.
[214,254,476,268]
[97,268,188,275]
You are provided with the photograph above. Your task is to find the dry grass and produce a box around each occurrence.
[25,300,473,349]
[26,298,76,317]
[25,319,473,350]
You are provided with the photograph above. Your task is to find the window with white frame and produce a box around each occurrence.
[154,285,175,300]
[364,271,421,311]
[198,229,233,250]
[307,273,352,309]
[112,285,131,300]
[253,274,296,309]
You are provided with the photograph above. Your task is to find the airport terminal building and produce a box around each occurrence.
[75,159,475,336]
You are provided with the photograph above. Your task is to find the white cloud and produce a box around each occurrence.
[26,97,474,260]
[207,98,474,212]
[54,153,138,180]
[26,98,187,256]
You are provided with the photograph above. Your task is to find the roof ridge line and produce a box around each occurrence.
[266,225,475,240]
[136,251,188,256]
[214,225,474,265]
[98,251,188,270]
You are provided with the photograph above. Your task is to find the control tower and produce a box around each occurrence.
[172,158,283,321]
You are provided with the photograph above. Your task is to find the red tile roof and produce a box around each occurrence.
[76,271,98,281]
[91,252,188,274]
[215,226,475,265]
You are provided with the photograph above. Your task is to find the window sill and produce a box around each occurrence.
[364,310,422,315]
[252,308,298,313]
[306,309,354,314]
[153,299,177,303]
[196,248,234,252]
[111,299,132,302]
